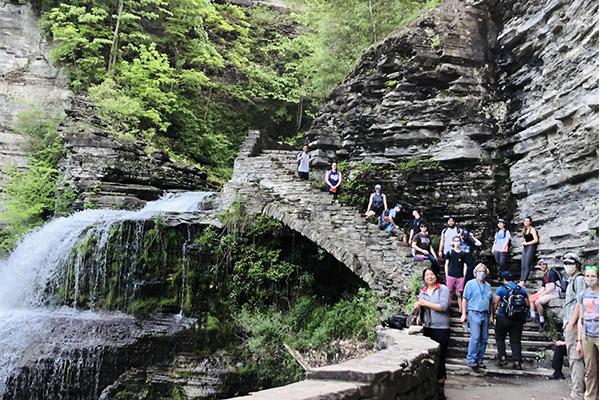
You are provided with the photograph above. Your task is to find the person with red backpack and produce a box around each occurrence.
[529,260,561,330]
[493,271,529,370]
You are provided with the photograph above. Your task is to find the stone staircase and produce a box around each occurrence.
[220,131,558,378]
[219,131,424,301]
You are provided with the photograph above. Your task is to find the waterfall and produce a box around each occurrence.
[0,191,213,396]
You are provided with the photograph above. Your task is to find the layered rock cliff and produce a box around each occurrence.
[0,1,70,179]
[306,0,598,262]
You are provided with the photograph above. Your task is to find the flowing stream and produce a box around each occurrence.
[0,192,213,396]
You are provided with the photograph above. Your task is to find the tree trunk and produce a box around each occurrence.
[108,0,124,74]
[296,99,303,132]
[368,0,377,43]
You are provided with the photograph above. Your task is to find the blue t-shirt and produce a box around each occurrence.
[495,282,529,318]
[463,279,492,312]
[492,230,511,252]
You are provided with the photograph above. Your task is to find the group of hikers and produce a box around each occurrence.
[295,151,599,400]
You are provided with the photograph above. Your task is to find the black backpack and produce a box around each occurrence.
[381,315,408,330]
[502,284,527,321]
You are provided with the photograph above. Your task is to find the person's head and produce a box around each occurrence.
[537,259,549,273]
[452,235,462,249]
[331,162,337,171]
[523,216,533,227]
[584,266,599,289]
[412,209,421,218]
[473,263,489,282]
[499,270,513,283]
[497,218,506,230]
[562,252,582,276]
[374,184,382,192]
[302,145,308,152]
[394,203,401,211]
[447,217,456,227]
[422,267,439,286]
[419,222,428,233]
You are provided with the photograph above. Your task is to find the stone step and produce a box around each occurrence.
[448,336,553,349]
[447,317,551,332]
[445,359,554,378]
[446,347,546,361]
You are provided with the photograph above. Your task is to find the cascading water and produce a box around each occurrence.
[0,191,213,398]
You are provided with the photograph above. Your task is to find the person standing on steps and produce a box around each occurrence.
[444,236,467,315]
[407,208,424,244]
[562,252,586,400]
[493,271,529,370]
[461,263,493,370]
[296,145,315,180]
[324,162,342,200]
[528,260,560,330]
[459,228,482,282]
[413,267,451,400]
[364,184,388,219]
[519,216,539,286]
[492,219,511,273]
[411,222,440,274]
[438,217,461,259]
[576,265,599,400]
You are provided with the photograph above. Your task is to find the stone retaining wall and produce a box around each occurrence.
[228,328,440,400]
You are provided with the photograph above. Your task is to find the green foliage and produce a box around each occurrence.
[292,0,440,99]
[0,109,65,253]
[404,271,422,313]
[336,161,387,208]
[397,158,440,172]
[430,34,442,50]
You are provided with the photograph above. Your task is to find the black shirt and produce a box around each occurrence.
[412,232,431,251]
[445,249,467,278]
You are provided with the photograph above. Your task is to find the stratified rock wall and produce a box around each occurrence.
[58,97,208,210]
[494,0,599,261]
[0,1,70,178]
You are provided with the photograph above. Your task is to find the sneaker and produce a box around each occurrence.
[538,322,547,332]
[467,363,479,371]
[513,362,522,370]
[477,362,486,369]
[496,357,508,367]
[546,372,565,380]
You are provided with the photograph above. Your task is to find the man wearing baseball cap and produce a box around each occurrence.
[562,252,586,400]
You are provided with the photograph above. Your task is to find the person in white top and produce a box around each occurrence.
[296,146,315,180]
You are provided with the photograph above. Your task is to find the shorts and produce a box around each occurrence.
[298,171,309,180]
[446,276,465,293]
[529,291,559,305]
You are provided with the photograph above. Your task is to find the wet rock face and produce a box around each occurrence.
[0,1,70,179]
[494,0,599,261]
[58,97,208,210]
[1,312,194,400]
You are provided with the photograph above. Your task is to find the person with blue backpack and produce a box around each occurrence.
[493,270,529,370]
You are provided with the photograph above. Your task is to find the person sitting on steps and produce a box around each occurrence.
[296,145,315,180]
[444,236,467,315]
[364,184,388,219]
[323,162,342,200]
[493,270,529,371]
[379,204,402,235]
[547,321,567,380]
[411,222,440,275]
[528,259,560,331]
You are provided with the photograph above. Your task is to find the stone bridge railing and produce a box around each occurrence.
[228,328,440,400]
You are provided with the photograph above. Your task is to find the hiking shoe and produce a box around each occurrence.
[546,372,565,380]
[513,362,522,370]
[467,363,479,371]
[538,323,547,332]
[496,357,508,367]
[477,362,486,369]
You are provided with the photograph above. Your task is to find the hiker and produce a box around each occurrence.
[379,204,402,234]
[562,252,586,400]
[364,184,388,219]
[576,265,599,400]
[519,216,539,286]
[547,324,567,380]
[407,208,424,244]
[438,217,461,258]
[492,219,511,273]
[296,145,315,180]
[528,260,560,330]
[444,235,467,314]
[460,263,493,370]
[324,162,342,199]
[411,222,440,274]
[459,228,482,282]
[414,267,450,400]
[493,271,529,370]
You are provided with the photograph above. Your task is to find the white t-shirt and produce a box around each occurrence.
[298,152,311,172]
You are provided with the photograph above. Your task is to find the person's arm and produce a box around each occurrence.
[462,261,467,279]
[296,152,303,161]
[325,171,332,187]
[470,233,482,247]
[460,296,468,322]
[412,240,427,255]
[365,194,373,214]
[409,228,415,242]
[444,259,449,278]
[492,292,501,316]
[335,172,342,188]
[438,231,444,256]
[383,194,388,211]
[567,302,580,332]
[576,303,584,357]
[418,288,449,312]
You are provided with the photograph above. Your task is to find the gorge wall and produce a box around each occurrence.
[0,1,70,179]
[306,0,598,263]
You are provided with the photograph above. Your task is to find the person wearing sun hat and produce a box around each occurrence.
[576,265,599,400]
[562,252,586,400]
